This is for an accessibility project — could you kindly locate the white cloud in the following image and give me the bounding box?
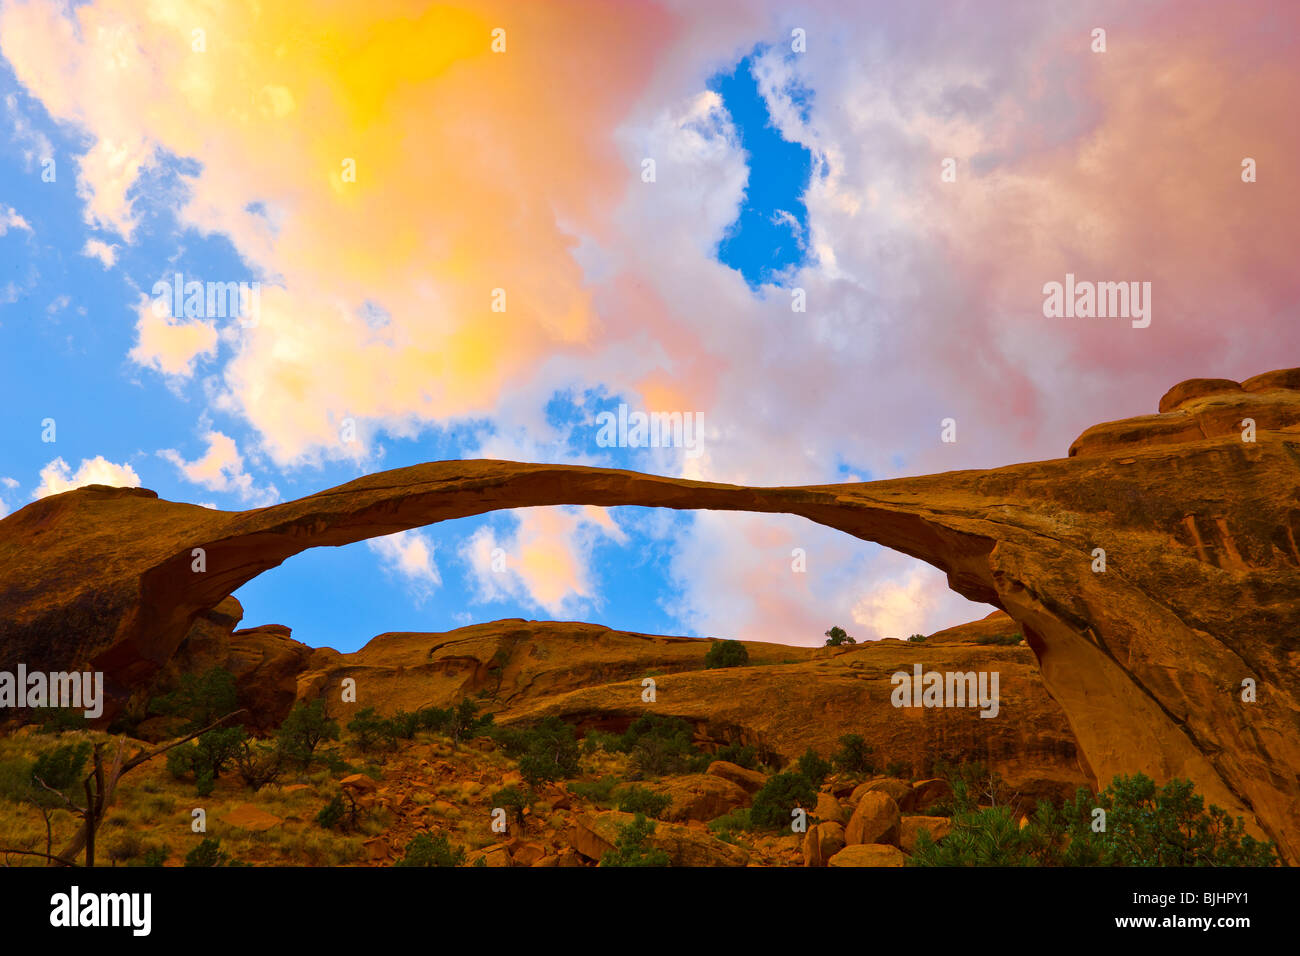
[461,506,626,617]
[129,296,218,378]
[32,455,141,499]
[0,205,31,235]
[158,430,277,505]
[368,529,441,605]
[81,237,118,268]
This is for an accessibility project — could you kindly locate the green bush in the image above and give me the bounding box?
[973,631,1024,646]
[704,640,749,669]
[708,808,753,842]
[234,738,284,790]
[601,814,670,867]
[166,726,246,789]
[910,773,1279,867]
[885,760,910,779]
[315,795,346,830]
[907,633,927,643]
[493,786,532,831]
[711,741,758,770]
[581,730,620,755]
[276,700,340,769]
[567,775,622,807]
[347,707,396,752]
[491,717,582,788]
[397,832,467,867]
[616,714,704,778]
[750,772,817,831]
[832,734,875,774]
[150,667,239,733]
[388,710,420,739]
[824,626,856,647]
[616,785,672,818]
[184,837,228,867]
[795,748,832,788]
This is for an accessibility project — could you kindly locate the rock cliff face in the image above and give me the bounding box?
[1,370,1298,860]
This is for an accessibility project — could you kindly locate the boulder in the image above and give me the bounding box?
[815,791,846,824]
[650,773,750,822]
[828,844,907,867]
[803,821,847,867]
[855,778,914,812]
[899,816,953,853]
[845,791,901,846]
[707,761,766,795]
[910,778,953,812]
[220,803,283,832]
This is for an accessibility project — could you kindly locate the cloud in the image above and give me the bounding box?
[158,430,277,505]
[462,506,626,617]
[368,529,441,605]
[129,296,217,378]
[32,456,141,499]
[81,237,118,268]
[665,510,987,645]
[0,205,31,235]
[4,91,53,170]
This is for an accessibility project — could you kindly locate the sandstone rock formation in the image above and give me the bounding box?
[2,369,1298,860]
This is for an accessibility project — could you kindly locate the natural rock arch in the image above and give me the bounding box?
[3,369,1299,860]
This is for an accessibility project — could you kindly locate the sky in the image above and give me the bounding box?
[0,0,1297,653]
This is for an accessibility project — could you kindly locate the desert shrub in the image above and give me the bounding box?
[316,795,347,830]
[885,759,910,779]
[708,807,753,841]
[416,705,453,732]
[831,734,875,774]
[704,640,749,669]
[36,707,87,735]
[493,786,532,831]
[795,748,832,788]
[131,846,168,867]
[824,626,856,647]
[234,738,284,790]
[567,775,622,808]
[166,726,246,789]
[601,814,670,867]
[185,837,227,867]
[910,773,1278,867]
[491,717,581,787]
[907,633,927,643]
[347,707,396,752]
[750,771,817,831]
[1057,775,1277,867]
[276,700,340,769]
[397,832,466,867]
[447,698,483,744]
[106,831,145,864]
[149,666,239,733]
[616,785,672,818]
[617,714,702,778]
[581,730,620,755]
[973,631,1024,646]
[388,710,420,740]
[711,741,758,770]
